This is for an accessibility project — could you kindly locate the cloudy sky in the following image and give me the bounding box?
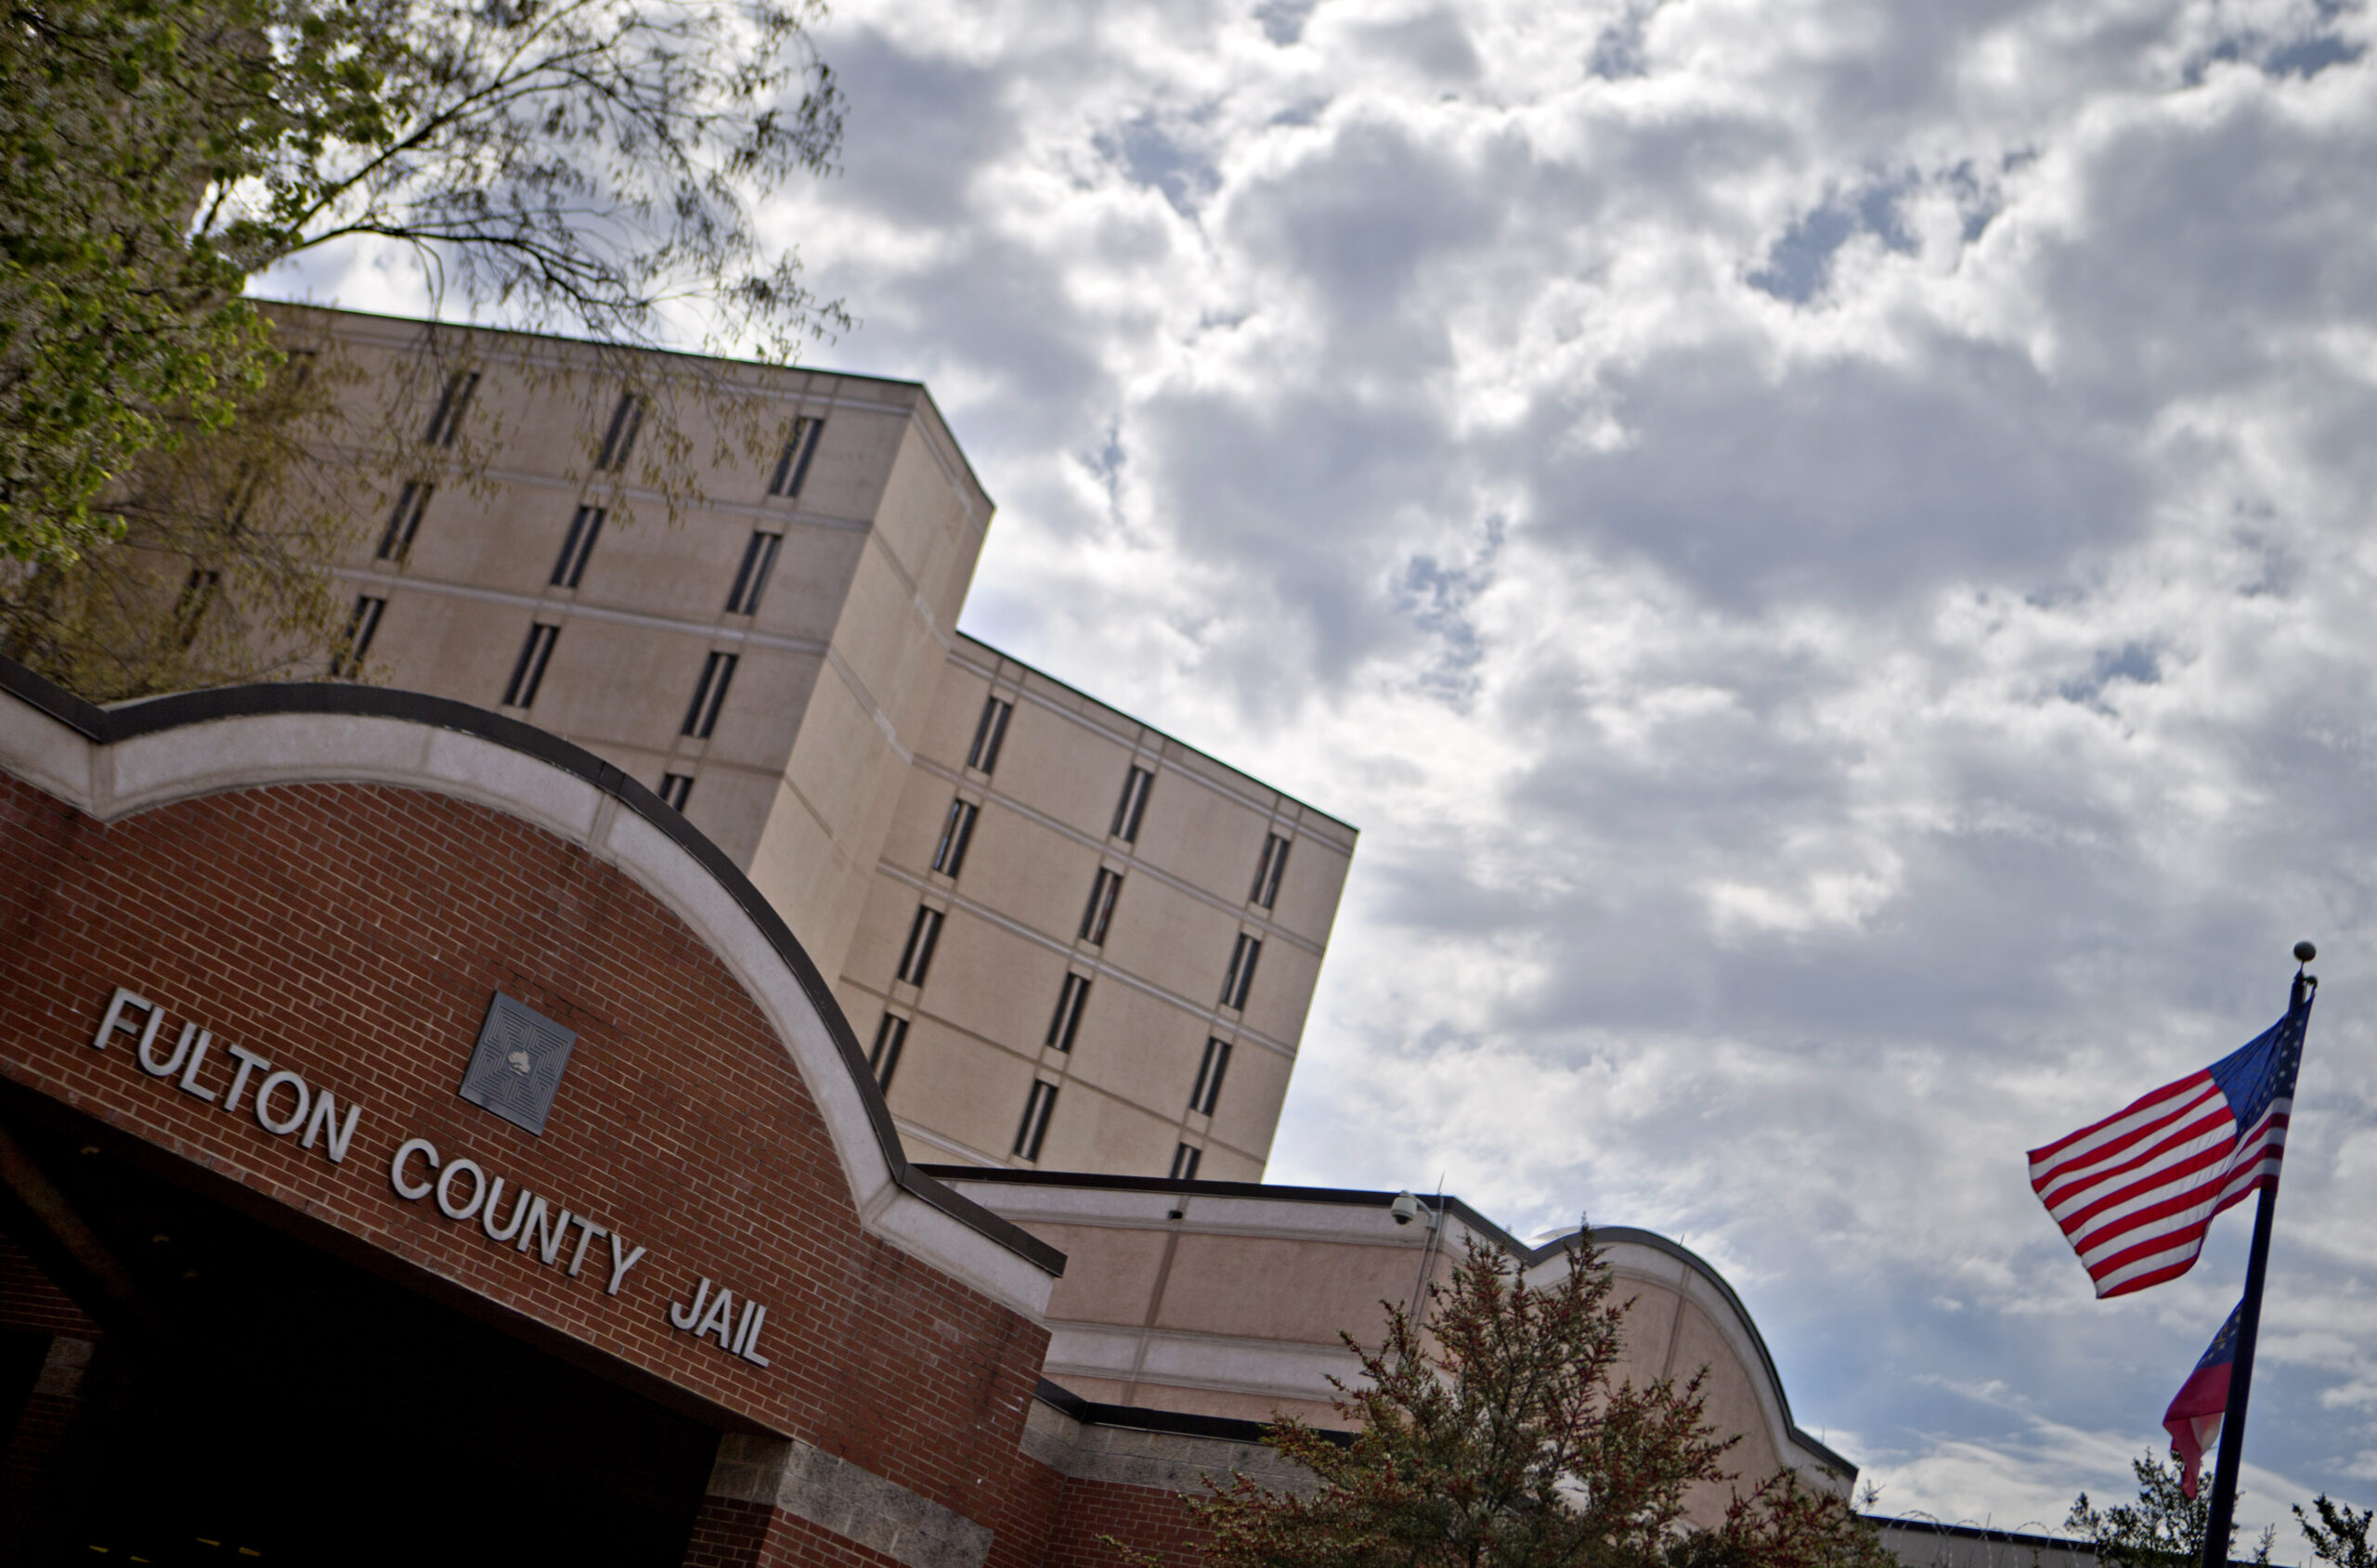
[270,0,2377,1547]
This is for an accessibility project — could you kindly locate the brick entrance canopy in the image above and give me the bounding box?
[0,668,1072,1567]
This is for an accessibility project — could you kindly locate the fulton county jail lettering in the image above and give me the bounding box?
[86,983,761,1354]
[93,988,363,1163]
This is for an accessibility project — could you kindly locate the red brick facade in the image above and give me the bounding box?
[0,1234,95,1340]
[682,1499,916,1568]
[1038,1477,1209,1568]
[0,701,1226,1568]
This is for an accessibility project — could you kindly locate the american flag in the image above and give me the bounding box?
[2028,1001,2307,1298]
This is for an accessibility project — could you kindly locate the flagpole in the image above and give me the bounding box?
[2198,944,2317,1568]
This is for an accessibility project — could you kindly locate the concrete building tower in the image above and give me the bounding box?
[301,306,1355,1180]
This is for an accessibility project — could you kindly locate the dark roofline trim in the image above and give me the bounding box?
[947,632,1359,838]
[916,1163,1514,1245]
[0,656,1062,1278]
[928,1165,1848,1474]
[1033,1379,1353,1449]
[1863,1518,2091,1552]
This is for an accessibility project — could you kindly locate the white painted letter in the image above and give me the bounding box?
[253,1070,310,1135]
[669,1278,713,1331]
[565,1214,606,1277]
[139,1021,198,1079]
[515,1199,570,1265]
[482,1179,529,1242]
[734,1303,769,1367]
[694,1287,738,1348]
[176,1032,218,1103]
[435,1159,487,1222]
[391,1138,438,1199]
[301,1094,361,1163]
[605,1233,646,1297]
[94,989,160,1053]
[221,1044,269,1113]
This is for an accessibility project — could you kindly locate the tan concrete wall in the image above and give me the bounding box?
[263,305,1345,1182]
[763,416,991,980]
[934,1179,1852,1524]
[282,307,988,956]
[842,635,1358,1180]
[934,1183,1450,1429]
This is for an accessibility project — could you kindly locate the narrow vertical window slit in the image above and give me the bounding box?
[174,569,220,648]
[597,393,644,472]
[1220,934,1261,1010]
[933,799,980,878]
[551,505,604,588]
[968,696,1013,774]
[1251,833,1291,909]
[1080,868,1122,945]
[1013,1082,1058,1160]
[503,623,560,708]
[1190,1037,1231,1117]
[423,371,479,447]
[870,1015,909,1093]
[1112,766,1153,842]
[378,482,433,562]
[768,417,825,498]
[331,595,385,678]
[726,531,784,614]
[897,906,944,986]
[682,652,739,738]
[1046,974,1091,1052]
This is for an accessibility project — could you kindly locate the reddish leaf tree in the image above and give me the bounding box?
[1180,1229,1891,1568]
[1670,1471,1899,1568]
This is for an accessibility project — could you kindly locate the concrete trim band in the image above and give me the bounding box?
[707,1435,995,1568]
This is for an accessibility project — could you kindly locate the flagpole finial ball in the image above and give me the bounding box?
[2294,940,2318,965]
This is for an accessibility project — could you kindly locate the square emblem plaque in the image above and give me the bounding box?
[459,992,578,1136]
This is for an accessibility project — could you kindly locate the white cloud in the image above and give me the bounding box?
[264,0,2377,1542]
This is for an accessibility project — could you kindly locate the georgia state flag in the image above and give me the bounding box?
[2166,1302,2242,1498]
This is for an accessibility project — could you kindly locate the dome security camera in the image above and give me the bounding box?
[1389,1191,1425,1226]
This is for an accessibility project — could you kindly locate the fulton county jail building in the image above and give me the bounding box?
[0,666,1854,1565]
[281,305,1354,1187]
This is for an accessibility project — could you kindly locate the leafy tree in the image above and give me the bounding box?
[0,324,367,698]
[2066,1452,2274,1568]
[1179,1229,1893,1568]
[1667,1471,1902,1568]
[2297,1496,2375,1568]
[0,0,845,567]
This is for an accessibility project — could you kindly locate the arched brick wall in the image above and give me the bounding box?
[0,673,1091,1568]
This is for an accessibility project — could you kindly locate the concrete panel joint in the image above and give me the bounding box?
[708,1433,994,1568]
